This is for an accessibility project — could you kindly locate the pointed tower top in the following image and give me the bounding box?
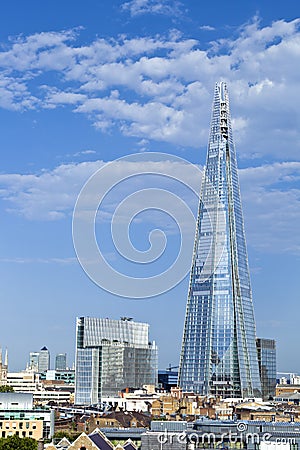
[208,81,231,145]
[4,349,8,367]
[0,348,2,365]
[217,80,227,101]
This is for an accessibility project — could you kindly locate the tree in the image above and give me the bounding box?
[0,435,37,449]
[53,430,80,442]
[0,386,14,393]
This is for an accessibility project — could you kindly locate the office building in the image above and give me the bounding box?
[38,346,50,373]
[142,420,300,450]
[0,348,8,386]
[179,82,261,398]
[75,317,158,405]
[6,370,41,393]
[29,351,39,372]
[158,370,178,392]
[55,353,67,370]
[256,338,276,400]
[0,392,54,439]
[29,347,50,374]
[42,368,75,384]
[6,370,72,405]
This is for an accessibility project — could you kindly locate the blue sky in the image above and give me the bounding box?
[0,0,299,374]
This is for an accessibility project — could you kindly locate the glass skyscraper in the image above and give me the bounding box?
[55,353,67,371]
[38,347,50,374]
[256,338,276,400]
[75,317,158,405]
[179,82,262,398]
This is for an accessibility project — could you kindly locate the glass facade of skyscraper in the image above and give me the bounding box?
[38,347,50,374]
[256,338,276,400]
[29,352,39,372]
[179,82,262,398]
[55,353,67,371]
[75,317,158,405]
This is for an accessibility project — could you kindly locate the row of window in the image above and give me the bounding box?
[1,430,34,438]
[0,421,37,429]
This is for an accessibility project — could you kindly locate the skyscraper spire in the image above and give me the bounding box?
[179,82,261,398]
[4,348,8,368]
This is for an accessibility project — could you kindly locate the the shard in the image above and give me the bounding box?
[179,82,261,398]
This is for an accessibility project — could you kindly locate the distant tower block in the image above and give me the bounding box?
[55,353,67,370]
[38,347,50,373]
[0,347,8,385]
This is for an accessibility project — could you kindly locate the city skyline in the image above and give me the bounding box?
[0,1,299,374]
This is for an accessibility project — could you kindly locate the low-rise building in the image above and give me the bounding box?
[87,410,151,433]
[234,401,276,421]
[101,388,159,413]
[151,392,227,419]
[42,369,75,384]
[275,391,300,405]
[142,420,300,450]
[276,384,300,396]
[6,369,42,393]
[0,392,54,440]
[6,369,72,405]
[33,389,72,405]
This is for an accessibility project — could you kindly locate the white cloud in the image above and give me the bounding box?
[0,159,299,256]
[44,90,87,107]
[0,19,300,155]
[121,0,184,18]
[0,161,104,220]
[0,159,201,220]
[77,150,96,155]
[199,25,215,31]
[240,162,300,255]
[0,257,77,264]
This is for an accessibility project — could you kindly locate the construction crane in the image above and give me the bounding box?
[166,364,179,372]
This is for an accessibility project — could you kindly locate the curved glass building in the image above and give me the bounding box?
[179,82,261,398]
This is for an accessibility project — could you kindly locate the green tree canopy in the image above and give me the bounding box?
[0,435,37,449]
[53,430,80,442]
[0,386,14,393]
